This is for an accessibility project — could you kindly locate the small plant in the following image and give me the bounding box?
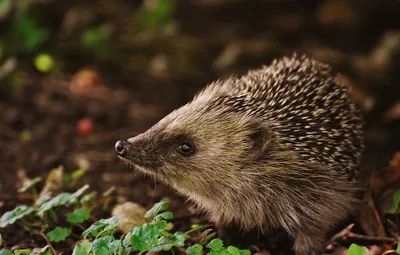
[0,168,93,254]
[0,169,251,255]
[71,200,250,255]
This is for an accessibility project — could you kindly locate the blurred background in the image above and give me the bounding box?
[0,0,400,253]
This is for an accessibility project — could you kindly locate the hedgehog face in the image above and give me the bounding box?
[115,102,274,198]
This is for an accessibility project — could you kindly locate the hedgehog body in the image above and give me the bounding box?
[115,55,364,255]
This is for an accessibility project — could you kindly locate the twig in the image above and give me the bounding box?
[382,250,397,255]
[327,223,399,247]
[22,226,57,255]
[38,232,58,255]
[347,232,398,243]
[327,223,354,245]
[368,191,388,241]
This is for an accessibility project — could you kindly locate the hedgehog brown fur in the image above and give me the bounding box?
[115,54,365,255]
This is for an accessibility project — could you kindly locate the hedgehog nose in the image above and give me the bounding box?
[115,140,127,157]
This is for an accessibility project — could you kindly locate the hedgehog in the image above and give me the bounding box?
[115,55,364,255]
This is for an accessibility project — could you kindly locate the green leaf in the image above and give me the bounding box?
[187,244,203,255]
[145,200,169,218]
[37,185,88,216]
[397,242,400,253]
[64,169,87,185]
[173,231,187,247]
[82,217,119,238]
[122,232,132,249]
[154,219,168,230]
[227,246,240,255]
[13,12,49,53]
[119,246,132,255]
[239,249,251,255]
[40,250,51,255]
[151,243,170,252]
[109,240,122,254]
[0,249,13,255]
[91,236,120,255]
[208,251,226,255]
[72,240,93,255]
[47,227,69,242]
[347,244,366,255]
[36,193,72,216]
[150,231,187,252]
[82,27,110,49]
[130,223,157,252]
[159,230,175,238]
[207,239,224,252]
[0,205,33,228]
[388,189,400,213]
[14,249,31,255]
[71,168,87,182]
[130,234,151,252]
[69,185,89,204]
[67,208,90,224]
[18,177,41,193]
[80,191,96,204]
[154,211,173,220]
[35,193,51,206]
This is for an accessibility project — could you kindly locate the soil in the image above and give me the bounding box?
[1,0,400,254]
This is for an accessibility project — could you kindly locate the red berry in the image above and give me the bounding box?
[77,118,94,135]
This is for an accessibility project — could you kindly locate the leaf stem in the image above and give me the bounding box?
[203,232,217,244]
[185,225,210,235]
[38,232,58,255]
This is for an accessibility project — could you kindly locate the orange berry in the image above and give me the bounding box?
[77,118,94,135]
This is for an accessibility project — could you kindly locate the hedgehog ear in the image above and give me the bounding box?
[247,121,273,154]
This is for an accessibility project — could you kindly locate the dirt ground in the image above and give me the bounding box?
[1,0,400,254]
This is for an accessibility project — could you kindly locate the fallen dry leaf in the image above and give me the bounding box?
[69,69,112,101]
[112,201,149,233]
[40,165,64,197]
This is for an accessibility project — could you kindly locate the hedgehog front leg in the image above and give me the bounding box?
[293,230,326,255]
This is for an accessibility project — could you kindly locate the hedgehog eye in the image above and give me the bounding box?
[177,142,195,156]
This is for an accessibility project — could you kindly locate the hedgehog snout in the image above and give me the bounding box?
[115,140,129,157]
